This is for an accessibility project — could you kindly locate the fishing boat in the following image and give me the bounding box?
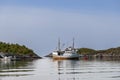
[52,38,79,59]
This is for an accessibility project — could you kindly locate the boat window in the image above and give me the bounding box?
[58,52,61,55]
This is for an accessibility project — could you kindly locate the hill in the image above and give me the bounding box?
[0,42,41,59]
[77,47,120,60]
[77,47,120,55]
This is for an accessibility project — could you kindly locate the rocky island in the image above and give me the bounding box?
[77,47,120,60]
[0,42,41,60]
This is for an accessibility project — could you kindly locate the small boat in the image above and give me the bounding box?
[52,38,79,59]
[1,56,11,61]
[0,53,12,61]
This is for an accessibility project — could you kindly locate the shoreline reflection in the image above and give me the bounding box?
[0,60,36,77]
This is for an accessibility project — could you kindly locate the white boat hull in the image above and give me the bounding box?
[52,52,79,59]
[53,56,79,59]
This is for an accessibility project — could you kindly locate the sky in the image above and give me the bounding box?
[0,0,120,56]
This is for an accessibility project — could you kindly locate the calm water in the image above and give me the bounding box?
[0,58,120,80]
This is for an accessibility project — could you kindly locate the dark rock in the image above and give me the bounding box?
[45,53,53,57]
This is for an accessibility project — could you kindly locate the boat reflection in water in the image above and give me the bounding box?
[54,59,80,80]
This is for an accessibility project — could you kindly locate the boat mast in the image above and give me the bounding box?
[58,38,61,51]
[72,38,74,49]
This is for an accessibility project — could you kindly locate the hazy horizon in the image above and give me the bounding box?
[0,0,120,56]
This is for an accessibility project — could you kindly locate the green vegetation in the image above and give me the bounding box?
[0,42,39,57]
[101,47,120,55]
[77,47,120,55]
[77,48,96,55]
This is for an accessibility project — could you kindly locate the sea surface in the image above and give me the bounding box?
[0,58,120,80]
